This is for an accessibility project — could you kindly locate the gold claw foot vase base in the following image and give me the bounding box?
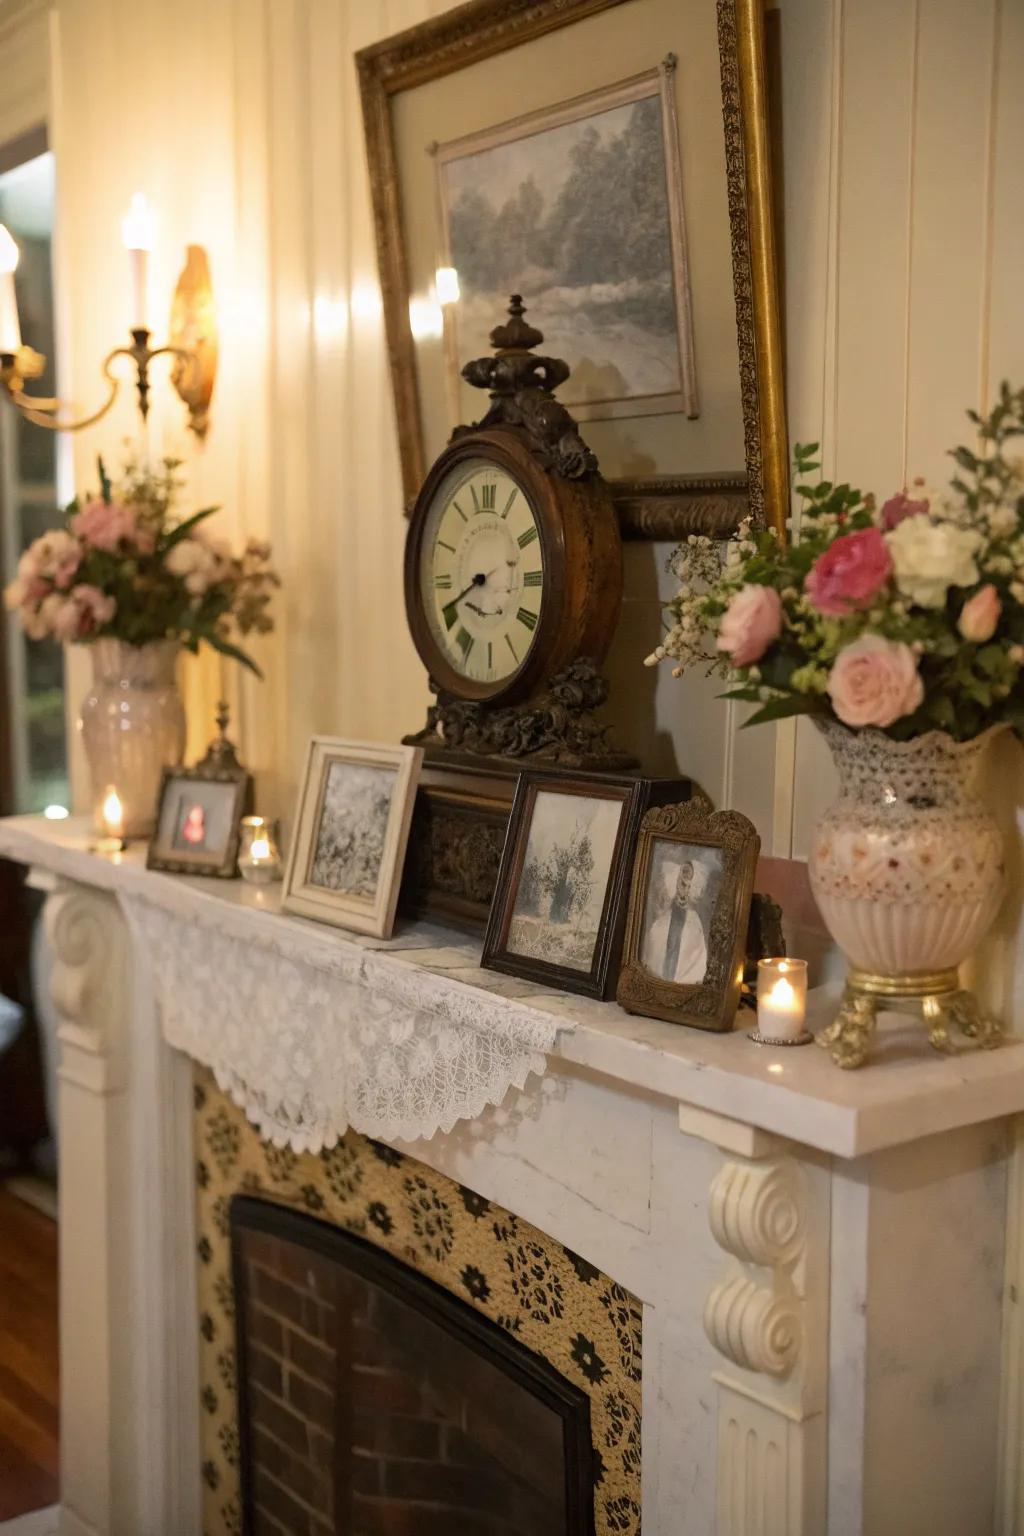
[817,968,1003,1069]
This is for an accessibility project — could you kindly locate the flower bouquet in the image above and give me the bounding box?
[649,384,1024,1065]
[4,456,277,673]
[4,457,279,837]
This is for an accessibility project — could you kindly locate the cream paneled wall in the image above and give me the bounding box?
[32,0,1024,875]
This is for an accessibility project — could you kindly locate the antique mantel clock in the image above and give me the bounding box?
[400,296,634,929]
[404,295,624,764]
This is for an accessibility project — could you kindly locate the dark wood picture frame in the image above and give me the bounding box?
[616,799,759,1031]
[146,765,251,879]
[482,770,688,998]
[356,0,788,541]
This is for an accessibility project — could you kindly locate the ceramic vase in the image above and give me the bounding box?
[78,638,186,838]
[808,720,1005,1065]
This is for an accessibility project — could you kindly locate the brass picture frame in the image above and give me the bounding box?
[357,0,788,541]
[147,767,251,879]
[616,799,760,1030]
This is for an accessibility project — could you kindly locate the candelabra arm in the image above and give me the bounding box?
[1,345,120,433]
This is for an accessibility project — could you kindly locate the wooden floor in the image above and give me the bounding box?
[0,1186,58,1520]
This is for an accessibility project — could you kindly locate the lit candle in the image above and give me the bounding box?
[238,816,282,885]
[0,224,22,355]
[95,786,126,853]
[121,193,156,332]
[756,957,809,1043]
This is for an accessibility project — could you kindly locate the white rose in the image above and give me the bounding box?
[166,540,203,577]
[987,504,1019,539]
[886,519,982,608]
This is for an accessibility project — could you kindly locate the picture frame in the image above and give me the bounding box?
[282,737,424,938]
[482,770,688,998]
[356,0,787,541]
[616,799,760,1031]
[147,767,251,879]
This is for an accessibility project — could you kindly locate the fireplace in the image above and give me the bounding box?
[232,1197,597,1536]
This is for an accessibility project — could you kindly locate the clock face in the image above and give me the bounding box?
[419,456,545,689]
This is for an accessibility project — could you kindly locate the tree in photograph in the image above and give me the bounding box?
[518,856,544,917]
[544,825,595,925]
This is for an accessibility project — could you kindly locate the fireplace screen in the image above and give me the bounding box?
[231,1197,596,1535]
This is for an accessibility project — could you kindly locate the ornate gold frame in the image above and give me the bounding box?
[357,0,788,540]
[616,799,760,1030]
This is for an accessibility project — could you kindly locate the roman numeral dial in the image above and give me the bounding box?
[417,457,545,691]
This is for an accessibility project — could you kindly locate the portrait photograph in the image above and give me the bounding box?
[436,64,696,423]
[147,771,249,879]
[617,801,760,1032]
[282,738,423,937]
[639,840,724,985]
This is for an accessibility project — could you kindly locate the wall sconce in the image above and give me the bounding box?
[0,194,218,438]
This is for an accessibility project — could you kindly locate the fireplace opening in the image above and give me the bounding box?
[231,1196,597,1536]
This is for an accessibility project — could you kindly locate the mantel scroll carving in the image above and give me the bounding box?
[704,1154,808,1379]
[45,881,130,1093]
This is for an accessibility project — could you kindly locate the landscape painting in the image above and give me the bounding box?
[506,789,625,972]
[437,67,696,420]
[309,760,397,898]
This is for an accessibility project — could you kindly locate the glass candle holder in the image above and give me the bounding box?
[755,957,809,1043]
[238,816,283,885]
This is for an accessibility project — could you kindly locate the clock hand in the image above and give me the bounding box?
[442,571,490,626]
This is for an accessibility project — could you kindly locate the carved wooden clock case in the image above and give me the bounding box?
[398,297,649,931]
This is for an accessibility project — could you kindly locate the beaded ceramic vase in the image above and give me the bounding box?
[808,720,1005,1067]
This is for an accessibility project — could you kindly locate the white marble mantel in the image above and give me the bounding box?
[3,813,1024,1536]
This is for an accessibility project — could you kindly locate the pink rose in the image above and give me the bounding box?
[805,528,892,616]
[881,490,930,531]
[52,584,116,643]
[826,634,924,729]
[73,499,141,553]
[716,584,782,667]
[958,584,1001,643]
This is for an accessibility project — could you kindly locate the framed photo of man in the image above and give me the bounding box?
[616,800,759,1031]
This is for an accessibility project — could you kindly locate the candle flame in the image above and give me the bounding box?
[121,192,156,252]
[768,977,797,1008]
[250,837,271,860]
[0,225,19,275]
[101,788,124,834]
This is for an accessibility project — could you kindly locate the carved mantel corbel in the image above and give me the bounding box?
[45,878,129,1093]
[679,1103,830,1536]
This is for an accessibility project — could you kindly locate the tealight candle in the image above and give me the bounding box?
[95,786,126,854]
[238,816,283,885]
[755,957,809,1044]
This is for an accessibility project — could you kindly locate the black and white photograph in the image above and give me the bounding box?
[639,840,724,985]
[309,761,397,898]
[506,789,625,973]
[282,738,423,938]
[436,65,696,421]
[617,802,760,1033]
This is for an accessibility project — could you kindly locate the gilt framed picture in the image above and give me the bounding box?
[282,738,424,938]
[482,770,688,998]
[147,769,250,879]
[616,800,759,1031]
[357,0,789,539]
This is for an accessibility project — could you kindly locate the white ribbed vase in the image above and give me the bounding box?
[808,721,1005,979]
[78,638,186,839]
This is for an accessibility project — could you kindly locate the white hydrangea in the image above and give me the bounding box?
[886,518,982,608]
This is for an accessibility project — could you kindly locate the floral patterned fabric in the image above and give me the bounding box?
[195,1068,642,1536]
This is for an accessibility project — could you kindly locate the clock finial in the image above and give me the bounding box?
[456,295,597,479]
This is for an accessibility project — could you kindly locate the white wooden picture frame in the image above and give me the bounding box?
[282,737,423,937]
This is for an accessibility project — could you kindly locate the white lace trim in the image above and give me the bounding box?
[123,895,567,1152]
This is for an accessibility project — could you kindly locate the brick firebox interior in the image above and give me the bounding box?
[194,1070,643,1536]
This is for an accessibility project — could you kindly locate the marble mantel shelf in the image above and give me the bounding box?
[3,811,1023,1160]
